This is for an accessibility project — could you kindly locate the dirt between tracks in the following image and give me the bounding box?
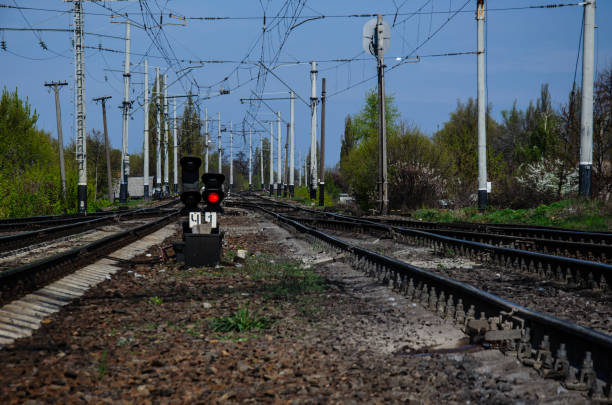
[0,210,588,404]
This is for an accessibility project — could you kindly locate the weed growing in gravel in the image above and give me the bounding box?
[241,256,326,298]
[210,304,271,332]
[223,249,236,263]
[97,350,108,379]
[148,296,163,305]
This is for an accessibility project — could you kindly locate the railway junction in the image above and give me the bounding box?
[0,193,610,404]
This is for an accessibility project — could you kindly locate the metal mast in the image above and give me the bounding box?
[320,77,326,206]
[143,59,149,199]
[284,123,289,197]
[230,121,234,192]
[579,0,596,197]
[289,90,295,196]
[173,98,178,193]
[477,1,488,210]
[204,107,209,172]
[155,67,162,197]
[277,111,282,196]
[310,61,318,200]
[249,128,252,190]
[74,0,87,212]
[376,14,388,215]
[119,21,131,203]
[260,135,264,190]
[269,121,274,195]
[163,74,169,195]
[218,112,222,174]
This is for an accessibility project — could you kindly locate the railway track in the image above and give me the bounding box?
[0,199,178,232]
[0,206,177,254]
[0,206,180,307]
[237,196,612,400]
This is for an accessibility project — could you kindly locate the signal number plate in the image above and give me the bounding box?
[189,212,202,228]
[205,212,217,228]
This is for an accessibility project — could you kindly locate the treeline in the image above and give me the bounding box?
[338,64,612,210]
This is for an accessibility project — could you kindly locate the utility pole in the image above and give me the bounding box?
[376,14,389,215]
[284,123,289,197]
[260,135,264,190]
[93,95,113,202]
[155,67,162,198]
[289,90,295,196]
[298,150,302,187]
[204,107,209,172]
[45,81,68,200]
[310,61,318,200]
[163,74,169,195]
[74,0,87,213]
[230,121,234,193]
[119,20,131,204]
[579,0,596,197]
[218,112,222,174]
[269,121,274,196]
[173,98,178,193]
[277,111,282,197]
[476,1,487,210]
[249,128,252,190]
[143,59,149,199]
[319,77,326,207]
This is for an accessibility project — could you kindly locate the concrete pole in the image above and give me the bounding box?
[163,74,169,195]
[93,97,113,203]
[173,98,178,193]
[45,82,68,199]
[284,123,289,197]
[230,121,233,192]
[143,59,149,199]
[579,0,596,197]
[155,68,162,197]
[298,150,302,187]
[74,1,87,213]
[218,112,222,174]
[269,121,274,196]
[204,107,209,172]
[119,20,131,203]
[260,135,264,190]
[477,1,488,210]
[310,61,318,200]
[249,129,252,190]
[289,91,295,196]
[319,77,326,207]
[376,14,389,215]
[277,111,282,196]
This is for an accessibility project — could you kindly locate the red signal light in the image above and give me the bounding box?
[207,192,220,204]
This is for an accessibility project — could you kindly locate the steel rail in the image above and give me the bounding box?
[236,198,612,290]
[0,198,180,229]
[0,206,177,254]
[0,210,179,306]
[370,217,612,245]
[245,198,612,395]
[285,215,612,264]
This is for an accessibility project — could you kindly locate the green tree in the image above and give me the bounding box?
[433,98,504,205]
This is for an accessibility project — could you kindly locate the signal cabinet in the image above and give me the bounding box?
[182,233,223,267]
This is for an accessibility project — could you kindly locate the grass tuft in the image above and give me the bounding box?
[210,305,271,333]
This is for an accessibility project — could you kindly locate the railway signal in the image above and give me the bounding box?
[202,173,226,215]
[179,156,202,213]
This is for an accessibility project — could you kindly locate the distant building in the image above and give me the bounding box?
[112,176,154,198]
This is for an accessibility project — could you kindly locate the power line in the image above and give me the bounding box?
[0,27,126,40]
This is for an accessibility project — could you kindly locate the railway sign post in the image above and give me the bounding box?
[364,15,390,215]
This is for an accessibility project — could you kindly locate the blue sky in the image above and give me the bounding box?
[1,0,611,169]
